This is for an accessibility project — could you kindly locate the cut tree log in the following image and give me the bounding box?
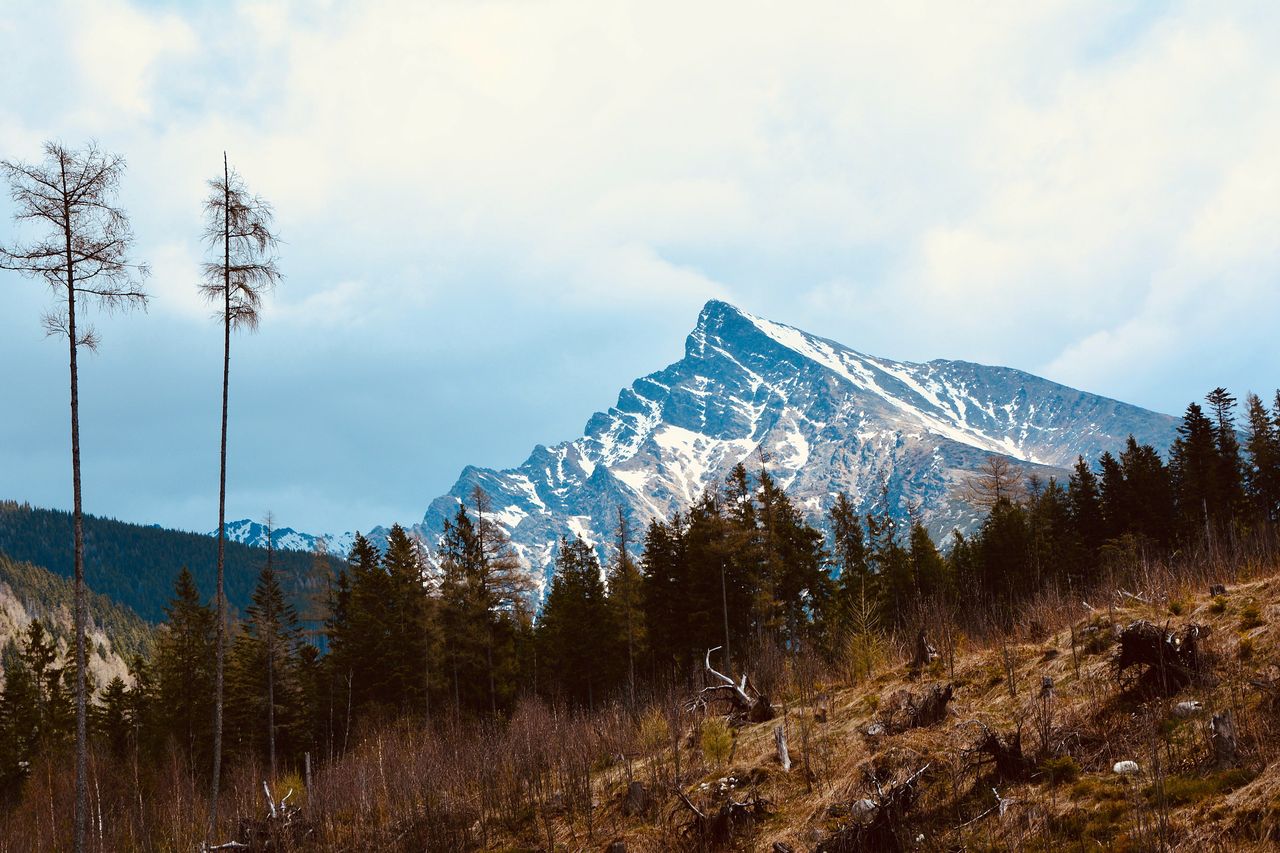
[1211,711,1238,769]
[909,629,938,674]
[774,724,791,772]
[879,683,955,733]
[622,780,651,817]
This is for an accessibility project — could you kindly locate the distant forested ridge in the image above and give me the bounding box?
[0,501,341,624]
[0,551,153,665]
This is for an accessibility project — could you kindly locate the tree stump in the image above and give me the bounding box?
[1211,711,1238,769]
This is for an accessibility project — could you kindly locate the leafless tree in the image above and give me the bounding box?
[0,141,149,853]
[200,152,281,835]
[962,455,1027,509]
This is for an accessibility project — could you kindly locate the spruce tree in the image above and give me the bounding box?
[0,638,40,792]
[975,499,1032,611]
[866,510,911,625]
[228,540,301,776]
[537,537,618,708]
[1171,402,1223,539]
[1119,436,1175,548]
[829,492,872,638]
[757,472,830,648]
[342,532,393,714]
[154,568,216,767]
[907,520,948,603]
[1206,387,1247,519]
[438,494,532,716]
[1097,451,1127,541]
[93,677,131,757]
[1067,456,1105,577]
[640,515,688,671]
[381,524,432,712]
[605,508,645,705]
[1244,392,1280,521]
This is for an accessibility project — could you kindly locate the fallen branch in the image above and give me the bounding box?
[687,647,774,723]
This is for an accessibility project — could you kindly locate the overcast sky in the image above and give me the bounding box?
[2,0,1278,536]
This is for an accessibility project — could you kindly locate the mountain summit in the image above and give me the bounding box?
[410,300,1177,590]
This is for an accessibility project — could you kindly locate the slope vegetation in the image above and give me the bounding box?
[0,552,152,686]
[0,501,339,623]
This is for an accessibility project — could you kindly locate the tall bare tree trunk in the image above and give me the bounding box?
[3,143,148,852]
[209,152,231,836]
[62,161,88,853]
[266,527,276,779]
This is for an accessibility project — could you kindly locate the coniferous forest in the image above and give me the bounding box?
[1,384,1279,849]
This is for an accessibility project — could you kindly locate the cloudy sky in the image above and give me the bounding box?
[2,0,1278,536]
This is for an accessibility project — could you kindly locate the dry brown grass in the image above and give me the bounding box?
[5,537,1280,850]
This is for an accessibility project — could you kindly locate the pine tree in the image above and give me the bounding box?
[381,524,432,712]
[93,677,131,757]
[227,532,301,776]
[537,537,618,708]
[1171,402,1223,539]
[1206,387,1247,520]
[1119,436,1175,548]
[154,568,216,766]
[1244,392,1280,521]
[907,520,948,603]
[1067,456,1105,579]
[605,508,645,705]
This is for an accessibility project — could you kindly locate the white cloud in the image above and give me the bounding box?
[5,0,1280,530]
[70,0,197,120]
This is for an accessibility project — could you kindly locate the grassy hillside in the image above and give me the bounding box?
[547,572,1280,851]
[0,501,341,623]
[0,551,153,685]
[284,558,1280,851]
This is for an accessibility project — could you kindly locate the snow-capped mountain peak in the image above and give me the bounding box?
[413,300,1177,593]
[220,300,1177,600]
